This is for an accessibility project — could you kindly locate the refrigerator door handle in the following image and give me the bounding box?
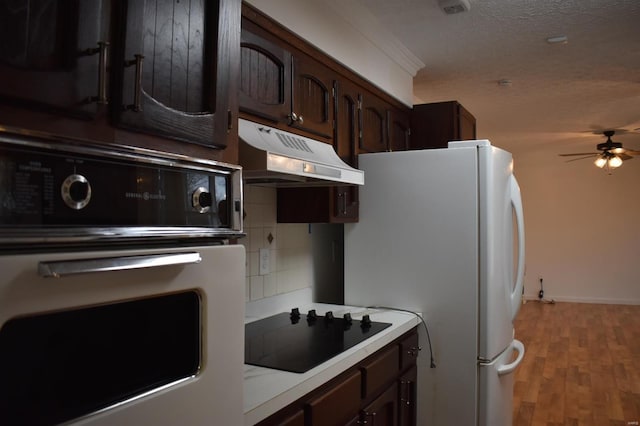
[510,175,526,319]
[497,339,525,376]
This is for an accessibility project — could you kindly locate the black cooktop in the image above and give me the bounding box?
[245,309,391,373]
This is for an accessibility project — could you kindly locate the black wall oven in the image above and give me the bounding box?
[0,129,246,426]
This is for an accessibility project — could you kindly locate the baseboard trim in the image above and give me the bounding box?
[523,295,640,305]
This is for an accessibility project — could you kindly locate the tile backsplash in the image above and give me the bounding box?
[241,185,313,301]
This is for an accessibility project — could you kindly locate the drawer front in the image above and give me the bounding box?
[361,345,400,398]
[306,370,362,425]
[399,332,419,370]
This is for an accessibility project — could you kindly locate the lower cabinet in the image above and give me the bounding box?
[256,328,418,426]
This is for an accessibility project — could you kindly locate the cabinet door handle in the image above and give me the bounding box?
[407,346,421,358]
[400,380,413,406]
[288,112,304,125]
[338,191,347,215]
[85,41,110,104]
[357,411,376,425]
[125,54,144,111]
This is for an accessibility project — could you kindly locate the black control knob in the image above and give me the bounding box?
[324,311,334,323]
[343,313,353,324]
[290,307,301,320]
[192,187,212,213]
[361,314,372,329]
[61,174,92,210]
[307,309,317,323]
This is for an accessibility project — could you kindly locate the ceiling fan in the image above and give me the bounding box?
[559,130,640,173]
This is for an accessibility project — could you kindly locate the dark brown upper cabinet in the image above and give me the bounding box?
[410,101,476,149]
[240,22,332,141]
[0,0,107,118]
[241,2,412,223]
[0,0,239,152]
[239,25,292,123]
[388,107,411,152]
[114,0,237,148]
[359,91,388,153]
[290,52,333,139]
[332,78,361,221]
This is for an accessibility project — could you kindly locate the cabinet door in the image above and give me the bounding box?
[361,382,399,426]
[458,103,477,140]
[332,79,360,221]
[399,332,419,371]
[0,0,105,118]
[240,24,292,124]
[291,53,333,139]
[359,91,388,153]
[257,409,304,426]
[410,101,476,149]
[115,0,235,147]
[362,345,400,399]
[306,370,361,426]
[399,366,417,426]
[388,107,411,152]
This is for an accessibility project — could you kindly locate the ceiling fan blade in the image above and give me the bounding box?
[619,153,634,161]
[623,149,640,156]
[565,154,598,163]
[559,152,598,156]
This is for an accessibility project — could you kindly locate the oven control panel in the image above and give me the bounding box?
[0,132,244,243]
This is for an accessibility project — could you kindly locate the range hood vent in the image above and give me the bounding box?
[238,119,364,187]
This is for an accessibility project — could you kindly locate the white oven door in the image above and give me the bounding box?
[0,244,245,426]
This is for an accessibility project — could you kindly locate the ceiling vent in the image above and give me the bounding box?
[438,0,471,14]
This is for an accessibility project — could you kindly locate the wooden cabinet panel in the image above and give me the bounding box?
[410,101,476,149]
[240,25,333,140]
[399,331,420,370]
[388,107,411,152]
[306,370,362,426]
[399,365,418,426]
[333,79,359,163]
[276,185,358,223]
[361,345,400,399]
[240,24,292,123]
[114,0,234,147]
[359,91,388,153]
[291,53,333,139]
[361,382,399,426]
[0,1,106,118]
[331,78,361,221]
[0,0,239,163]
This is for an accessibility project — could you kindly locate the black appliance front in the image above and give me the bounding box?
[245,310,391,373]
[0,291,201,425]
[0,130,243,247]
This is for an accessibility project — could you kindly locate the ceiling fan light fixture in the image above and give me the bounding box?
[609,155,623,169]
[594,155,607,168]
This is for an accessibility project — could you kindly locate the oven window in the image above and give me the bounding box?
[0,291,201,425]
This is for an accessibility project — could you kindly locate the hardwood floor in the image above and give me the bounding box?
[513,301,640,426]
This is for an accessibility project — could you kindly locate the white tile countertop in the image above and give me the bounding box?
[243,303,422,426]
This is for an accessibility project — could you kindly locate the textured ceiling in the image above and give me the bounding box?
[360,0,640,153]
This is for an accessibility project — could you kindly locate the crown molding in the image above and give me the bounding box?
[321,0,425,76]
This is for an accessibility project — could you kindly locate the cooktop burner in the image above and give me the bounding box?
[245,308,391,373]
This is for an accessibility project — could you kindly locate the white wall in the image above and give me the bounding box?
[496,132,640,304]
[244,0,419,106]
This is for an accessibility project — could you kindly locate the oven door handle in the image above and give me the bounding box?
[38,252,202,278]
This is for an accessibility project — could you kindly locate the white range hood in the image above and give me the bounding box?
[238,119,364,187]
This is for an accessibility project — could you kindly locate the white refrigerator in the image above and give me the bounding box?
[345,140,525,426]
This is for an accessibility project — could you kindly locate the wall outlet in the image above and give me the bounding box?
[259,248,270,275]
